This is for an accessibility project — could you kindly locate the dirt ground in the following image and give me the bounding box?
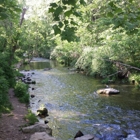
[0,89,32,140]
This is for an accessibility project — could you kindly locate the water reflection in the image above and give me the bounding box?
[23,59,140,140]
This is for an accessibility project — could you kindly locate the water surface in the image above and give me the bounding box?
[23,58,140,140]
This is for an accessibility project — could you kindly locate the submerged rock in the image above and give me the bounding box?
[96,88,120,95]
[31,94,35,98]
[44,68,51,71]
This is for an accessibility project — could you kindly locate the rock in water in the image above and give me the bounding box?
[37,107,49,118]
[74,130,84,139]
[96,88,120,95]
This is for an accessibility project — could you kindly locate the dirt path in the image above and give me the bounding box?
[0,89,31,140]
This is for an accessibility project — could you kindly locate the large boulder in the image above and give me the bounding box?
[22,122,52,135]
[30,132,56,140]
[96,88,120,95]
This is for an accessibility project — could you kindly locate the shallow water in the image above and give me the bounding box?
[22,58,140,140]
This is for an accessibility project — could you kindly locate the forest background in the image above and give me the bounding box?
[0,0,140,113]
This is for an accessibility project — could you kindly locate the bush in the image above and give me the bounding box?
[24,110,39,125]
[129,73,140,88]
[19,93,30,104]
[14,81,28,97]
[14,81,29,104]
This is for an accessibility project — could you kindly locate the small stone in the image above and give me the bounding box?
[44,120,49,124]
[31,95,35,98]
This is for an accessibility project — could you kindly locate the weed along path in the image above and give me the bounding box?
[24,59,140,140]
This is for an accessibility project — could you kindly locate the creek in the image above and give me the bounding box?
[20,58,140,140]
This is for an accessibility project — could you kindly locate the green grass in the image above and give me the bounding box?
[24,110,39,125]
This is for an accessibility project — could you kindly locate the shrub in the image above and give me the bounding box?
[19,93,30,104]
[24,110,39,125]
[14,81,29,104]
[14,81,28,97]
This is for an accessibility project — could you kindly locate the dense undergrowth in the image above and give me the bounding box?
[0,54,16,115]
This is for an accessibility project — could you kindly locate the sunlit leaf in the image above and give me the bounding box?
[48,7,55,13]
[64,9,73,17]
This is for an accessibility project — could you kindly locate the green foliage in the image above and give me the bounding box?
[129,74,140,85]
[19,93,29,104]
[14,81,27,97]
[14,81,29,104]
[0,54,16,87]
[101,78,110,84]
[75,47,93,74]
[49,0,85,41]
[102,0,140,34]
[0,0,21,20]
[24,110,39,125]
[0,54,16,114]
[0,76,11,114]
[51,39,81,66]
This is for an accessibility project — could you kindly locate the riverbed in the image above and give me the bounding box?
[21,58,140,140]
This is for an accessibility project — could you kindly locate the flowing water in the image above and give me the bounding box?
[21,58,140,140]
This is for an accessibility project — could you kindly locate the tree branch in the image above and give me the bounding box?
[19,8,27,26]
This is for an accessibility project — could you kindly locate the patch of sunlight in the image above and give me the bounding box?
[50,109,86,120]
